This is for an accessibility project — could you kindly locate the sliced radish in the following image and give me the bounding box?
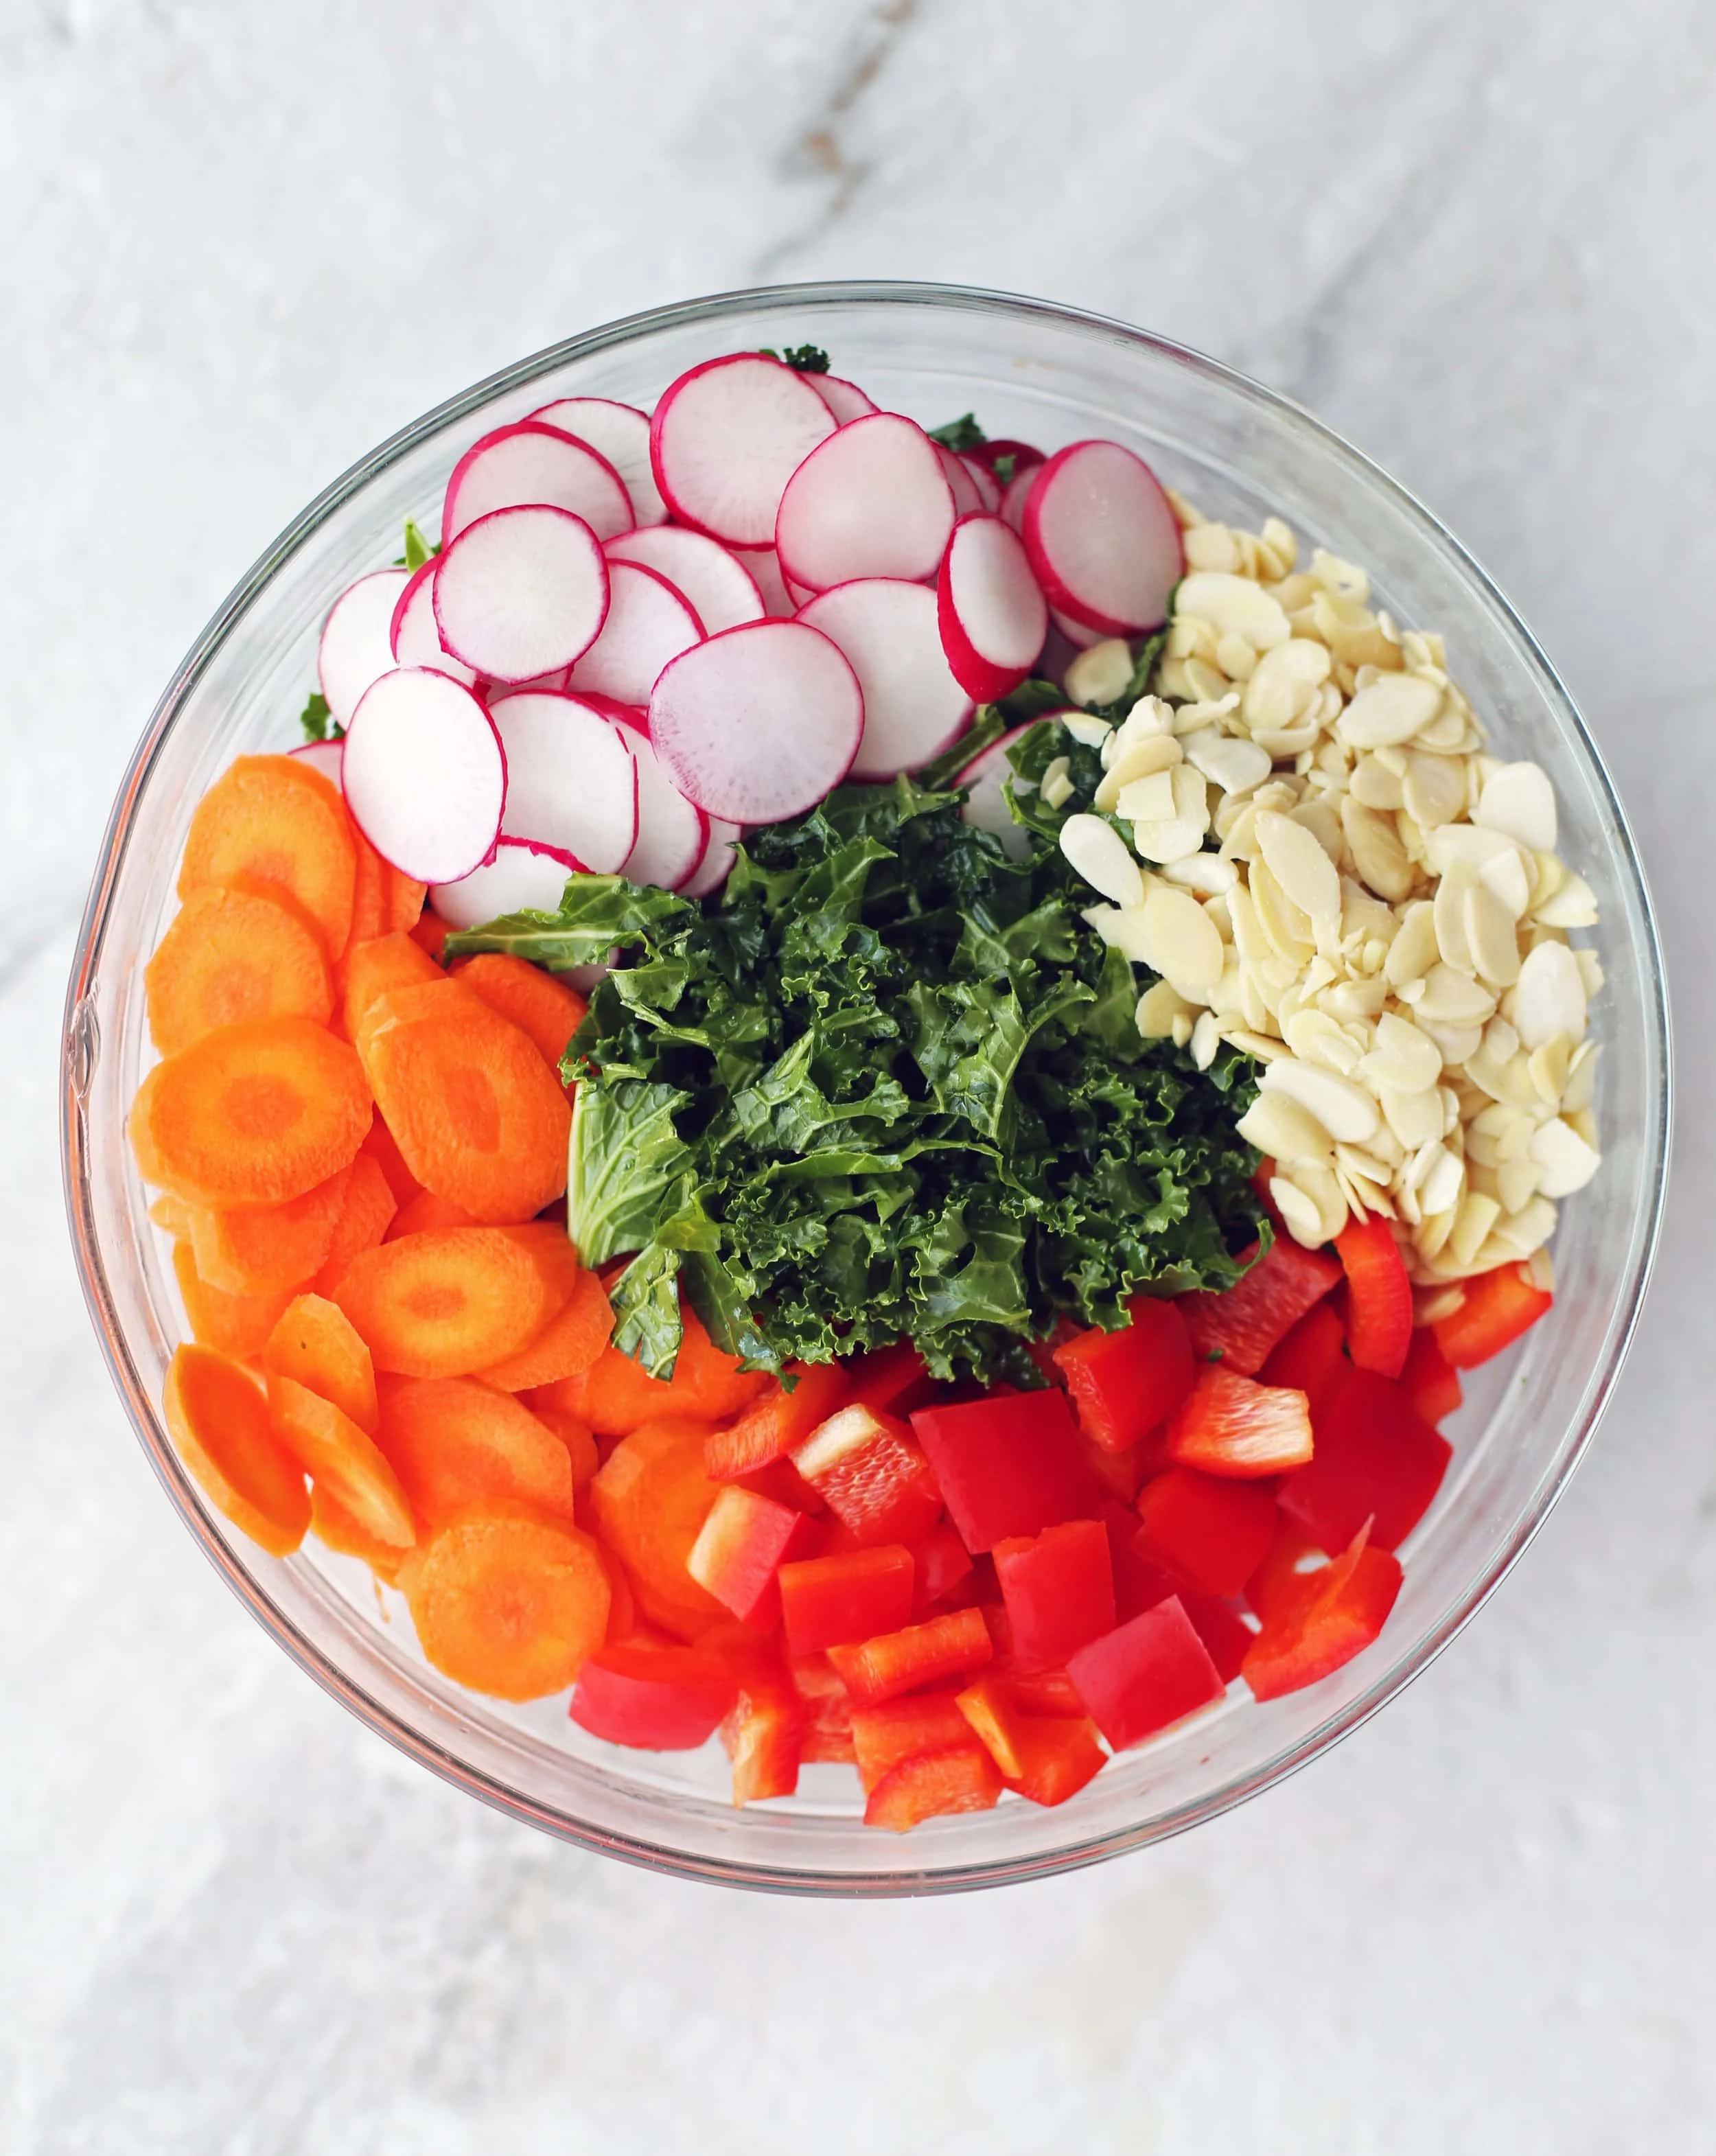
[608,711,710,890]
[936,514,1050,702]
[960,454,1002,514]
[1022,440,1183,634]
[433,506,610,684]
[797,581,973,781]
[430,836,581,931]
[649,620,863,824]
[442,421,634,544]
[785,569,817,610]
[971,438,1045,483]
[935,443,985,518]
[317,569,410,727]
[389,559,480,686]
[1000,460,1043,534]
[289,739,345,787]
[955,723,1038,860]
[807,373,878,425]
[342,669,505,885]
[1050,605,1104,652]
[603,526,765,634]
[487,689,638,874]
[566,559,703,707]
[680,813,743,899]
[774,413,956,592]
[527,397,668,526]
[732,546,794,619]
[649,353,835,547]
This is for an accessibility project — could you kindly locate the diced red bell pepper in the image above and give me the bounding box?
[778,1543,915,1654]
[1001,1669,1085,1715]
[569,1643,737,1750]
[1242,1521,1403,1700]
[1052,1297,1195,1452]
[704,1360,851,1481]
[1164,1365,1313,1477]
[1007,1715,1107,1807]
[732,1454,827,1514]
[790,1403,944,1546]
[1026,1314,1080,1387]
[710,1635,804,1804]
[1335,1214,1413,1379]
[1067,1597,1226,1750]
[844,1338,934,1416]
[952,1674,1030,1777]
[789,1651,856,1762]
[1135,1467,1279,1599]
[911,1389,1099,1553]
[1259,1300,1349,1419]
[850,1689,970,1793]
[992,1517,1116,1675]
[1276,1366,1451,1554]
[909,1521,975,1616]
[1244,1514,1327,1623]
[1433,1262,1553,1369]
[864,1740,1004,1830]
[1078,1428,1156,1505]
[1401,1325,1463,1425]
[827,1604,994,1706]
[1101,1502,1254,1678]
[1179,1237,1342,1376]
[686,1484,822,1625]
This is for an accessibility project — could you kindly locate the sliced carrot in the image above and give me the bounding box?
[356,980,570,1222]
[310,1151,397,1291]
[130,1016,371,1210]
[531,1404,599,1489]
[145,881,332,1056]
[264,1293,378,1431]
[540,1300,766,1437]
[310,1486,409,1584]
[327,1227,553,1377]
[178,754,357,960]
[409,912,451,961]
[150,1191,196,1239]
[267,1374,415,1547]
[163,1341,310,1555]
[338,930,444,1042]
[449,954,588,1091]
[399,1503,611,1700]
[358,1115,421,1205]
[478,1268,614,1391]
[172,1240,294,1361]
[377,1378,576,1529]
[386,1188,483,1238]
[185,1162,353,1295]
[384,866,428,937]
[590,1415,727,1640]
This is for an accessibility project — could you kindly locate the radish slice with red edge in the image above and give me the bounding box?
[566,559,704,707]
[1000,460,1042,534]
[289,740,345,787]
[389,559,479,686]
[785,568,817,610]
[443,421,634,544]
[526,397,668,526]
[649,353,835,547]
[487,689,638,874]
[807,374,878,425]
[970,439,1045,481]
[430,836,581,931]
[936,513,1050,702]
[603,526,765,634]
[433,506,610,684]
[732,546,793,618]
[955,721,1045,861]
[960,454,1002,515]
[318,569,410,726]
[1050,604,1103,652]
[649,619,863,824]
[607,710,710,890]
[796,580,972,781]
[1022,440,1183,634]
[680,813,743,899]
[342,668,505,885]
[774,412,956,592]
[935,443,984,519]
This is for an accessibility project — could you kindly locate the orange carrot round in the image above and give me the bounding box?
[400,1503,611,1700]
[264,1293,378,1431]
[146,881,332,1056]
[178,754,357,960]
[338,930,444,1043]
[327,1227,553,1377]
[171,1239,294,1362]
[385,1188,483,1238]
[268,1374,415,1548]
[449,953,588,1086]
[478,1267,615,1391]
[358,1115,422,1206]
[310,1485,410,1583]
[185,1162,353,1295]
[544,1300,763,1436]
[130,1016,371,1210]
[310,1151,397,1290]
[531,1404,600,1490]
[377,1378,577,1529]
[163,1341,310,1555]
[590,1415,727,1640]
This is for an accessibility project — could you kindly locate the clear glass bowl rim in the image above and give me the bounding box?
[60,277,1672,1895]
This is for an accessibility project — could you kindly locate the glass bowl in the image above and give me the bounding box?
[60,281,1670,1894]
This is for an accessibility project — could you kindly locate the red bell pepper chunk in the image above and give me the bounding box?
[569,1643,737,1750]
[1277,1366,1451,1554]
[1179,1237,1342,1376]
[1242,1521,1403,1700]
[1102,1501,1255,1678]
[789,1651,857,1762]
[850,1689,970,1793]
[710,1634,804,1804]
[1001,1669,1085,1715]
[1078,1426,1157,1505]
[844,1338,934,1416]
[1165,1365,1314,1478]
[992,1517,1116,1674]
[732,1454,827,1514]
[909,1521,975,1616]
[863,1740,1004,1830]
[1259,1299,1349,1419]
[1433,1261,1553,1369]
[704,1360,850,1481]
[1007,1715,1107,1807]
[1401,1325,1463,1425]
[1135,1466,1279,1599]
[791,1403,944,1546]
[952,1673,1030,1777]
[686,1484,822,1624]
[1052,1297,1195,1453]
[778,1543,915,1654]
[1244,1514,1328,1623]
[1067,1597,1226,1750]
[1334,1214,1413,1379]
[828,1604,994,1706]
[911,1389,1099,1553]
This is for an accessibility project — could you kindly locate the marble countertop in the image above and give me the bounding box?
[5,1,1714,2148]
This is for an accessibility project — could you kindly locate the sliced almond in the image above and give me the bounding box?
[1137,980,1193,1038]
[1337,672,1443,750]
[1094,732,1181,811]
[1535,871,1599,929]
[1463,881,1522,987]
[1260,1056,1381,1144]
[1060,813,1145,908]
[1063,639,1135,708]
[1256,809,1341,926]
[1475,761,1557,852]
[1174,572,1292,651]
[1529,1116,1601,1198]
[1270,1174,1328,1248]
[1511,940,1587,1050]
[1182,728,1273,796]
[1138,885,1226,1001]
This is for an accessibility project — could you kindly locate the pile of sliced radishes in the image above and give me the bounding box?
[306,351,1185,917]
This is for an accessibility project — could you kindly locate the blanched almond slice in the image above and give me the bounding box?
[1530,1116,1601,1197]
[1181,728,1272,796]
[1433,860,1476,972]
[1535,870,1598,928]
[1137,979,1193,1037]
[1259,1056,1380,1144]
[1174,572,1292,650]
[1139,886,1225,1000]
[1481,846,1533,922]
[1463,880,1522,986]
[1115,767,1179,824]
[1063,638,1135,707]
[1269,1175,1327,1247]
[1257,809,1341,925]
[1093,732,1180,811]
[1476,761,1557,852]
[1512,940,1587,1050]
[1060,813,1144,907]
[1160,853,1238,896]
[1337,673,1443,749]
[1240,638,1330,729]
[1402,751,1465,829]
[1379,1080,1444,1151]
[1237,1089,1333,1163]
[1360,1011,1442,1094]
[1340,796,1413,902]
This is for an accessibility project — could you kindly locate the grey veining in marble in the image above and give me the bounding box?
[4,1,1714,2149]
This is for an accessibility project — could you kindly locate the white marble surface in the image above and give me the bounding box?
[4,1,1714,2147]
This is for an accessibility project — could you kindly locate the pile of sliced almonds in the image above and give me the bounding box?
[1053,498,1601,1288]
